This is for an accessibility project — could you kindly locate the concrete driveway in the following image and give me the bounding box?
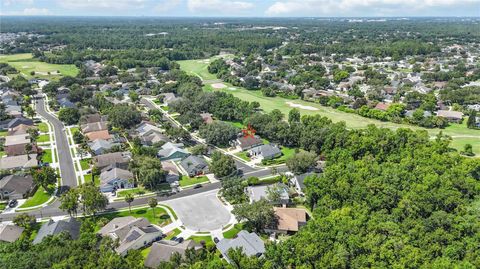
[163,189,233,232]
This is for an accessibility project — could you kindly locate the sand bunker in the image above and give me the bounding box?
[211,83,227,89]
[286,102,319,111]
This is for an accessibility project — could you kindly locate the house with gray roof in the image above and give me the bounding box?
[246,183,290,205]
[162,93,181,106]
[236,135,263,151]
[0,174,34,200]
[99,167,134,193]
[157,142,189,161]
[7,117,33,129]
[145,240,201,268]
[216,231,265,262]
[33,218,81,244]
[179,155,209,177]
[161,161,180,185]
[0,224,24,243]
[93,152,131,170]
[0,154,38,170]
[436,110,464,123]
[98,217,162,256]
[291,172,319,195]
[248,144,282,160]
[89,139,117,155]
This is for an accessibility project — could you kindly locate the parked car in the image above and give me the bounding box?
[214,237,219,243]
[193,184,202,189]
[8,199,17,208]
[176,237,184,243]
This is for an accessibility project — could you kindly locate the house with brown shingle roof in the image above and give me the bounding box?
[85,130,112,141]
[267,207,307,234]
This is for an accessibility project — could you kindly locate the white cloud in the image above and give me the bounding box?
[58,0,150,10]
[2,0,34,6]
[22,7,51,15]
[265,0,480,16]
[154,0,182,12]
[187,0,255,14]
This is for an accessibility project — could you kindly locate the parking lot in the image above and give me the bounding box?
[163,189,233,232]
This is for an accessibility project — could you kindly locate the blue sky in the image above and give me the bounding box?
[1,0,479,17]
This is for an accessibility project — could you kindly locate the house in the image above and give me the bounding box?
[81,121,108,133]
[249,144,282,160]
[81,113,108,124]
[161,161,180,185]
[4,134,34,156]
[7,124,34,136]
[179,155,209,177]
[145,240,201,268]
[85,130,112,142]
[136,122,162,136]
[216,231,265,262]
[140,131,169,146]
[0,154,38,170]
[0,224,24,243]
[0,174,34,200]
[246,184,290,205]
[162,93,181,105]
[290,172,318,195]
[157,142,189,161]
[200,113,214,124]
[93,152,131,170]
[374,102,391,111]
[57,97,75,108]
[236,135,263,151]
[7,117,33,129]
[98,217,162,256]
[436,110,464,123]
[266,207,307,234]
[89,139,117,155]
[99,167,134,193]
[33,218,81,244]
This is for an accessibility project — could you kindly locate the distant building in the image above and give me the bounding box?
[436,110,464,123]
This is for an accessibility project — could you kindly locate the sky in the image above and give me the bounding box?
[1,0,479,17]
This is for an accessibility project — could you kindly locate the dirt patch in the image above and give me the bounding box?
[286,102,319,111]
[211,83,227,89]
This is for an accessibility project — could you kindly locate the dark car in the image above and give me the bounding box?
[214,237,219,244]
[193,184,202,189]
[176,237,184,243]
[8,199,18,208]
[170,236,178,241]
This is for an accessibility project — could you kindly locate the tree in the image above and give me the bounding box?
[199,121,238,147]
[124,193,134,213]
[27,127,39,143]
[31,166,57,190]
[221,177,247,204]
[148,198,158,218]
[108,105,141,129]
[190,144,208,156]
[129,155,166,190]
[13,213,36,230]
[128,90,139,103]
[73,130,86,144]
[288,108,300,124]
[79,183,109,216]
[58,107,80,125]
[25,106,35,118]
[209,151,237,179]
[467,110,477,129]
[286,151,317,174]
[461,143,474,156]
[59,188,79,217]
[232,199,277,233]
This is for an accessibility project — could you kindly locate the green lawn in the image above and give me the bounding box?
[160,105,170,111]
[223,223,243,239]
[165,228,182,240]
[37,134,50,143]
[70,127,79,134]
[80,158,91,170]
[179,56,480,155]
[235,151,251,161]
[19,186,51,208]
[117,187,150,197]
[37,122,49,133]
[179,175,209,187]
[41,149,53,163]
[262,147,297,165]
[140,246,151,258]
[0,203,6,211]
[0,151,5,157]
[224,120,244,129]
[0,53,79,80]
[99,207,172,227]
[189,235,213,244]
[83,174,99,186]
[0,130,8,137]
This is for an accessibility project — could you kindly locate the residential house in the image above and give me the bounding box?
[4,134,34,156]
[99,167,134,193]
[266,207,307,234]
[136,122,162,136]
[33,218,81,244]
[236,135,263,151]
[374,102,391,111]
[0,154,38,170]
[249,144,282,160]
[436,110,464,123]
[140,131,169,146]
[57,97,75,108]
[290,172,318,195]
[0,174,34,200]
[157,142,189,161]
[162,93,181,106]
[161,161,180,185]
[81,121,109,133]
[7,117,33,129]
[7,124,34,136]
[0,224,24,243]
[246,183,290,205]
[145,240,201,268]
[81,113,108,124]
[93,152,131,170]
[98,217,162,256]
[89,139,117,155]
[216,231,265,262]
[85,130,112,142]
[179,155,209,177]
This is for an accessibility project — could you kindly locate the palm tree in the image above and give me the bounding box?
[124,193,134,213]
[148,198,158,219]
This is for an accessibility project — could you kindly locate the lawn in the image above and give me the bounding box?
[37,134,50,143]
[80,158,91,170]
[70,127,79,135]
[179,56,480,155]
[0,151,5,157]
[0,203,6,211]
[224,120,244,129]
[19,186,51,208]
[100,207,172,227]
[0,130,8,137]
[189,235,213,244]
[223,223,243,239]
[160,105,170,111]
[140,246,151,258]
[37,122,49,133]
[83,174,99,186]
[41,149,53,163]
[235,151,251,161]
[262,147,297,165]
[0,53,79,80]
[165,228,182,240]
[179,175,209,187]
[117,187,150,197]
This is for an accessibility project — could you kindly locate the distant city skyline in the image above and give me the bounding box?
[1,0,479,17]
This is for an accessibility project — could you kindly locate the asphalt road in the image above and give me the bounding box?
[35,95,77,191]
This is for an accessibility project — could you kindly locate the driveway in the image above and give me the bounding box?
[163,189,233,232]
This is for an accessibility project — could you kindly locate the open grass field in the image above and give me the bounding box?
[180,56,480,155]
[0,53,78,80]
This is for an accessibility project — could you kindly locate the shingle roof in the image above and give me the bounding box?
[249,144,281,158]
[100,167,133,187]
[145,240,199,268]
[273,207,307,232]
[0,154,38,170]
[33,218,81,244]
[237,135,263,150]
[0,224,24,243]
[216,231,265,260]
[0,174,34,197]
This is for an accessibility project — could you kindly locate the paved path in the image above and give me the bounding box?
[35,95,77,191]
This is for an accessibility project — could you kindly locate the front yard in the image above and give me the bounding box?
[99,206,172,227]
[235,151,251,161]
[80,158,91,170]
[41,149,53,163]
[37,122,49,133]
[37,134,51,143]
[179,175,209,187]
[19,186,51,208]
